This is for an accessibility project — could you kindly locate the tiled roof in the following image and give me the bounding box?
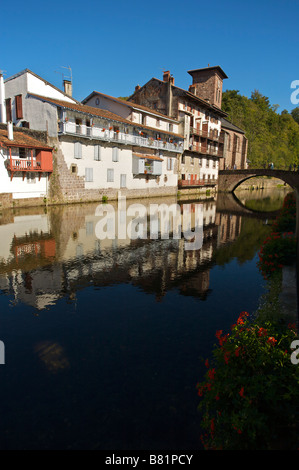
[133,153,163,161]
[83,91,179,122]
[29,94,184,138]
[128,77,228,117]
[0,128,52,149]
[221,118,245,134]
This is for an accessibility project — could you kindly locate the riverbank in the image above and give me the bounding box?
[197,190,299,450]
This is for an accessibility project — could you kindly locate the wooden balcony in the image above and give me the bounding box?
[190,127,224,143]
[6,154,53,180]
[189,145,224,158]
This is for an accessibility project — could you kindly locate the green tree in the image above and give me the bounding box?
[222,90,299,169]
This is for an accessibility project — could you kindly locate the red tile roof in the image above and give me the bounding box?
[83,91,179,122]
[0,129,52,149]
[133,153,163,161]
[29,94,184,138]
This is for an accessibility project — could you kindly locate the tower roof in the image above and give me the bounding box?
[187,66,228,80]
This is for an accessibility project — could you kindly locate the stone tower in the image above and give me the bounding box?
[187,66,228,109]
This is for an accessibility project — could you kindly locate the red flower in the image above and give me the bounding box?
[208,368,216,380]
[267,336,277,345]
[258,327,268,337]
[239,386,245,398]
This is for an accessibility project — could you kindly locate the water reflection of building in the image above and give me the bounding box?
[0,197,242,309]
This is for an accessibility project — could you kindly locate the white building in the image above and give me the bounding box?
[3,69,184,202]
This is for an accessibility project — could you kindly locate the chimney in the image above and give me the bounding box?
[163,70,170,82]
[63,79,72,97]
[0,72,6,124]
[7,121,13,140]
[163,71,174,85]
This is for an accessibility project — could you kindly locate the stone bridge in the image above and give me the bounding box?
[218,169,299,192]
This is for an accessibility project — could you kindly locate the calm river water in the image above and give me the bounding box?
[0,188,290,450]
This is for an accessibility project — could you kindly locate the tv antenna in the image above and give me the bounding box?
[55,65,72,85]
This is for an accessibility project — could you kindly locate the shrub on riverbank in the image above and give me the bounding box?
[197,191,299,450]
[197,306,299,450]
[257,192,296,279]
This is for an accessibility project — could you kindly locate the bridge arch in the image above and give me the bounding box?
[218,169,299,193]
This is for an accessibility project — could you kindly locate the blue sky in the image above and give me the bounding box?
[2,0,298,113]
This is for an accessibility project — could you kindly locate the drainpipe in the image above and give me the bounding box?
[0,72,6,124]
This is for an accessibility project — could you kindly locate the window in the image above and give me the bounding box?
[95,98,100,105]
[27,173,36,184]
[5,98,12,122]
[19,148,27,158]
[112,147,119,162]
[15,95,23,120]
[181,155,185,164]
[107,168,114,182]
[94,145,101,161]
[85,168,93,182]
[74,142,82,159]
[167,158,173,171]
[120,174,126,188]
[169,123,173,132]
[156,119,160,127]
[86,221,94,235]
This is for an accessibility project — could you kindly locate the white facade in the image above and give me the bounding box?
[82,92,180,135]
[0,145,48,199]
[3,69,184,198]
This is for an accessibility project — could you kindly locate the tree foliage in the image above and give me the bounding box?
[222,90,299,169]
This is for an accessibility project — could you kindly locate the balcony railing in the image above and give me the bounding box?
[189,144,224,157]
[59,122,184,154]
[190,127,224,143]
[6,158,53,172]
[178,178,218,188]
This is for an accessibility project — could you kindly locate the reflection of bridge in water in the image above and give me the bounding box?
[215,192,281,219]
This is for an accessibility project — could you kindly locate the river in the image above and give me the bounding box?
[0,188,290,450]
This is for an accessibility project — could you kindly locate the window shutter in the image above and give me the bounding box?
[107,169,114,182]
[85,168,93,182]
[74,142,82,158]
[112,147,119,162]
[15,95,23,120]
[5,98,12,122]
[94,145,101,160]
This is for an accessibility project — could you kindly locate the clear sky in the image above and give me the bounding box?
[2,0,298,113]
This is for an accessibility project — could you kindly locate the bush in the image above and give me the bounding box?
[271,192,296,233]
[197,312,299,450]
[257,192,296,279]
[257,231,296,279]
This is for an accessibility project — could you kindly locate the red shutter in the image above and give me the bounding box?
[5,98,12,122]
[15,95,23,120]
